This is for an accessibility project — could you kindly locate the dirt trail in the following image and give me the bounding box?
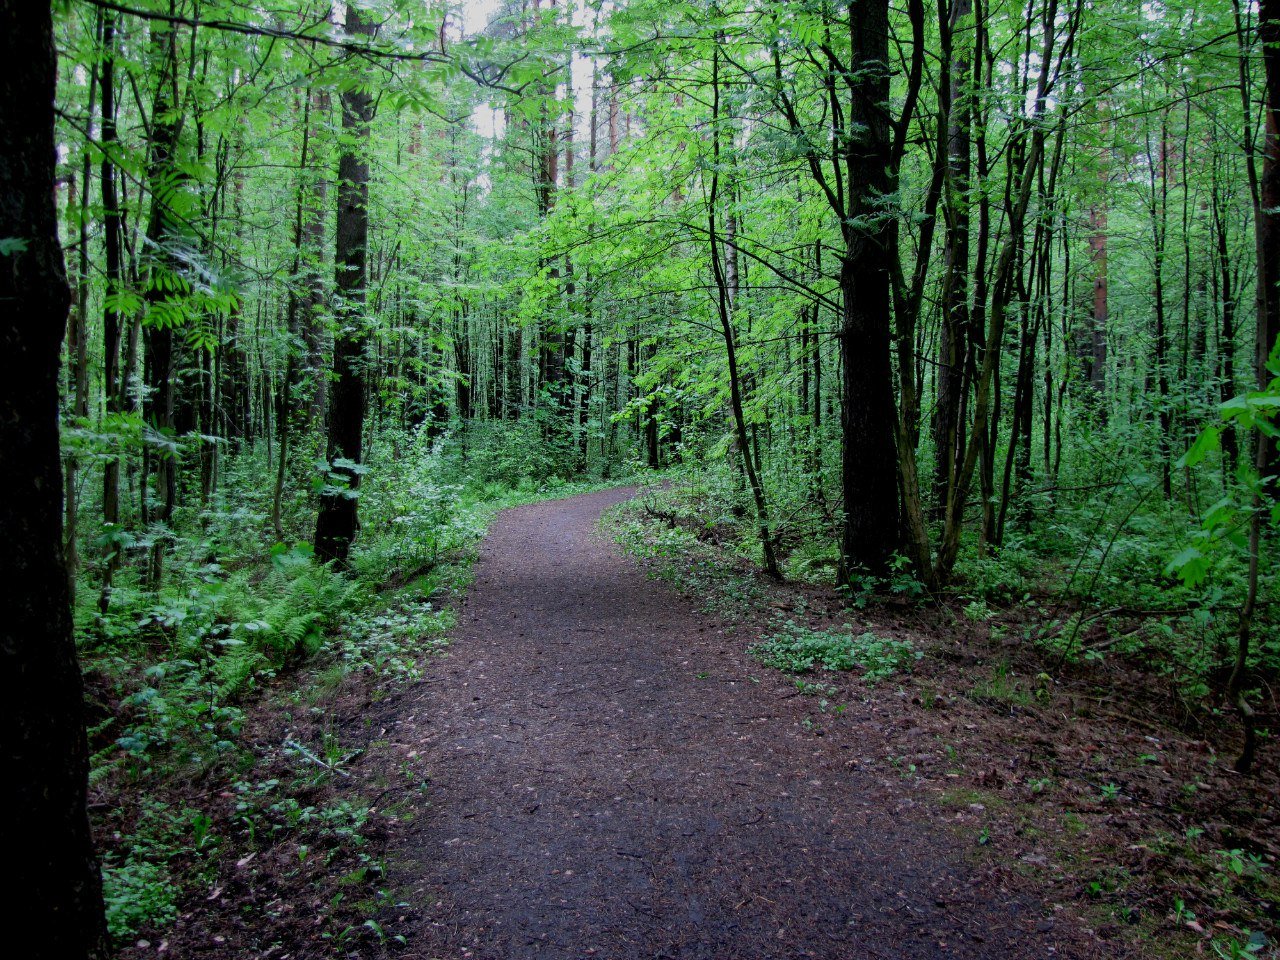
[382,487,1078,959]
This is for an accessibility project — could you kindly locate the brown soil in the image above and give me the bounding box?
[370,487,1106,959]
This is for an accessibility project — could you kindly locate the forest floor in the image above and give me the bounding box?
[118,484,1277,959]
[354,486,1112,960]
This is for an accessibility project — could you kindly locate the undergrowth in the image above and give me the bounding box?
[749,621,920,683]
[79,422,638,942]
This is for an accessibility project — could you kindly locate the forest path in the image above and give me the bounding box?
[379,486,1076,960]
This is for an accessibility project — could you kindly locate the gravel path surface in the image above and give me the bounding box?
[387,486,1079,959]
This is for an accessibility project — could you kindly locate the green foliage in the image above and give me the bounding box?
[1170,366,1280,590]
[353,428,487,584]
[843,554,928,608]
[100,801,203,939]
[969,660,1032,710]
[103,856,177,941]
[456,418,578,487]
[953,542,1038,604]
[749,621,920,683]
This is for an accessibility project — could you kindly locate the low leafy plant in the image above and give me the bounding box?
[749,621,920,683]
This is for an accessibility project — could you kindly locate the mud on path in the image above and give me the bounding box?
[376,487,1083,959]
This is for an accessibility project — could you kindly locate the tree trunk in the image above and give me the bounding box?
[0,4,111,953]
[708,46,781,579]
[100,12,125,612]
[840,0,901,576]
[933,0,972,517]
[1258,0,1280,482]
[1212,175,1239,474]
[65,49,98,602]
[141,12,186,587]
[1088,139,1108,407]
[302,90,331,428]
[315,4,376,566]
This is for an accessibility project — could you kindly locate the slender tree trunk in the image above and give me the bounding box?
[709,46,781,579]
[937,0,1071,582]
[303,90,331,428]
[1152,115,1174,498]
[65,44,99,602]
[1258,0,1280,482]
[934,0,972,517]
[1224,0,1280,773]
[100,13,125,612]
[274,91,316,540]
[1088,114,1109,409]
[1212,175,1240,473]
[315,4,376,566]
[141,11,186,587]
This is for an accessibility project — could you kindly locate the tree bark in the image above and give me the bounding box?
[315,4,376,565]
[839,0,901,576]
[934,0,972,517]
[1087,113,1109,408]
[1258,0,1280,481]
[0,4,111,954]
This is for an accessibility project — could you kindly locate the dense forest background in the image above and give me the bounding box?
[17,0,1280,953]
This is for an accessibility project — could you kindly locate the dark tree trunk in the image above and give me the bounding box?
[0,4,110,954]
[302,89,331,429]
[1212,178,1239,473]
[840,0,901,575]
[100,12,125,611]
[65,48,98,601]
[933,0,972,517]
[315,4,376,565]
[1088,133,1109,412]
[1258,0,1280,482]
[1152,119,1173,498]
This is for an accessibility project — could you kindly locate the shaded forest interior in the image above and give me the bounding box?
[7,0,1280,956]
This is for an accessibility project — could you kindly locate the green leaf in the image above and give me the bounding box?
[1166,547,1210,588]
[1178,425,1220,468]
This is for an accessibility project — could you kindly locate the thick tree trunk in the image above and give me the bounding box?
[0,5,111,954]
[840,0,901,576]
[315,5,376,565]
